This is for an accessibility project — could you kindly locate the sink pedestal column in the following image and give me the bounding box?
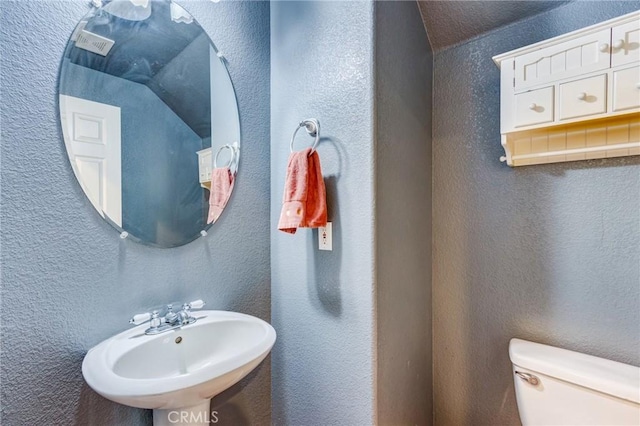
[153,400,213,426]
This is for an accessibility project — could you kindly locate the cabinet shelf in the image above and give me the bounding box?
[501,114,640,166]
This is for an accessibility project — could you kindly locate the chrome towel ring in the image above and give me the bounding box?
[214,144,236,168]
[290,118,320,155]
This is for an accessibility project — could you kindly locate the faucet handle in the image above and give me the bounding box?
[129,312,152,325]
[149,310,161,329]
[188,299,205,309]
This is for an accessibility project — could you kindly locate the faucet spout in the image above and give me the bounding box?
[175,310,190,326]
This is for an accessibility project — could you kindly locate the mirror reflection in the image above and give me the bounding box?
[59,0,240,248]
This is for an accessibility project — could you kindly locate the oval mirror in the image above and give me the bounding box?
[58,0,240,248]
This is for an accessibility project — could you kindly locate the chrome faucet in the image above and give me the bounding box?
[129,300,205,335]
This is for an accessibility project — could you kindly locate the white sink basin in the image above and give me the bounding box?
[82,310,276,425]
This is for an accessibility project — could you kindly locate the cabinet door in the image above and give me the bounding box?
[611,20,640,67]
[514,29,610,91]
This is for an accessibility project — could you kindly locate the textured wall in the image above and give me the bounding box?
[0,1,271,425]
[432,2,640,425]
[375,2,433,425]
[417,0,570,51]
[270,2,376,424]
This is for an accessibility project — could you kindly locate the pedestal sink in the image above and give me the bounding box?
[82,310,276,425]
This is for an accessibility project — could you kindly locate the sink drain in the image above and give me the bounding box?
[175,336,182,344]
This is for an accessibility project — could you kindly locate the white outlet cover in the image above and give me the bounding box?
[319,222,332,251]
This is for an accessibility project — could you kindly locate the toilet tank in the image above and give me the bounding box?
[509,338,640,426]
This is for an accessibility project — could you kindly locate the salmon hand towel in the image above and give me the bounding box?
[278,147,327,234]
[207,167,234,224]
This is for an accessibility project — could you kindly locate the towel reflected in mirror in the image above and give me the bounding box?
[207,167,234,224]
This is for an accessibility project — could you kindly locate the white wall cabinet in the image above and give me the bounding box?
[196,147,213,190]
[493,11,640,166]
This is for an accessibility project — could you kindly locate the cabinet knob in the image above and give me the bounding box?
[636,82,640,90]
[577,92,587,101]
[612,39,625,50]
[599,43,609,52]
[528,103,537,110]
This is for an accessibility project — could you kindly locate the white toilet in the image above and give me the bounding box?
[509,338,640,425]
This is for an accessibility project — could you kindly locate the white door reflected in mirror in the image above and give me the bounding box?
[60,95,122,227]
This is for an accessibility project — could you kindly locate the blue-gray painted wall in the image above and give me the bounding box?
[432,2,640,424]
[375,1,432,424]
[270,2,376,424]
[271,2,434,424]
[0,1,271,425]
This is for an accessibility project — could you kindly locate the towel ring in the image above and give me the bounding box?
[290,118,320,155]
[214,144,235,168]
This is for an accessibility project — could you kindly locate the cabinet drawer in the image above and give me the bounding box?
[514,86,554,127]
[611,20,640,67]
[613,66,640,112]
[559,74,607,120]
[514,29,610,91]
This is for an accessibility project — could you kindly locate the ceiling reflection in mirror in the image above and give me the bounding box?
[59,0,240,248]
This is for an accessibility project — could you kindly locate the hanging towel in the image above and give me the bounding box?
[207,167,234,224]
[278,147,327,234]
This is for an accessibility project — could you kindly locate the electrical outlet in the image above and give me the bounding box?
[319,222,332,251]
